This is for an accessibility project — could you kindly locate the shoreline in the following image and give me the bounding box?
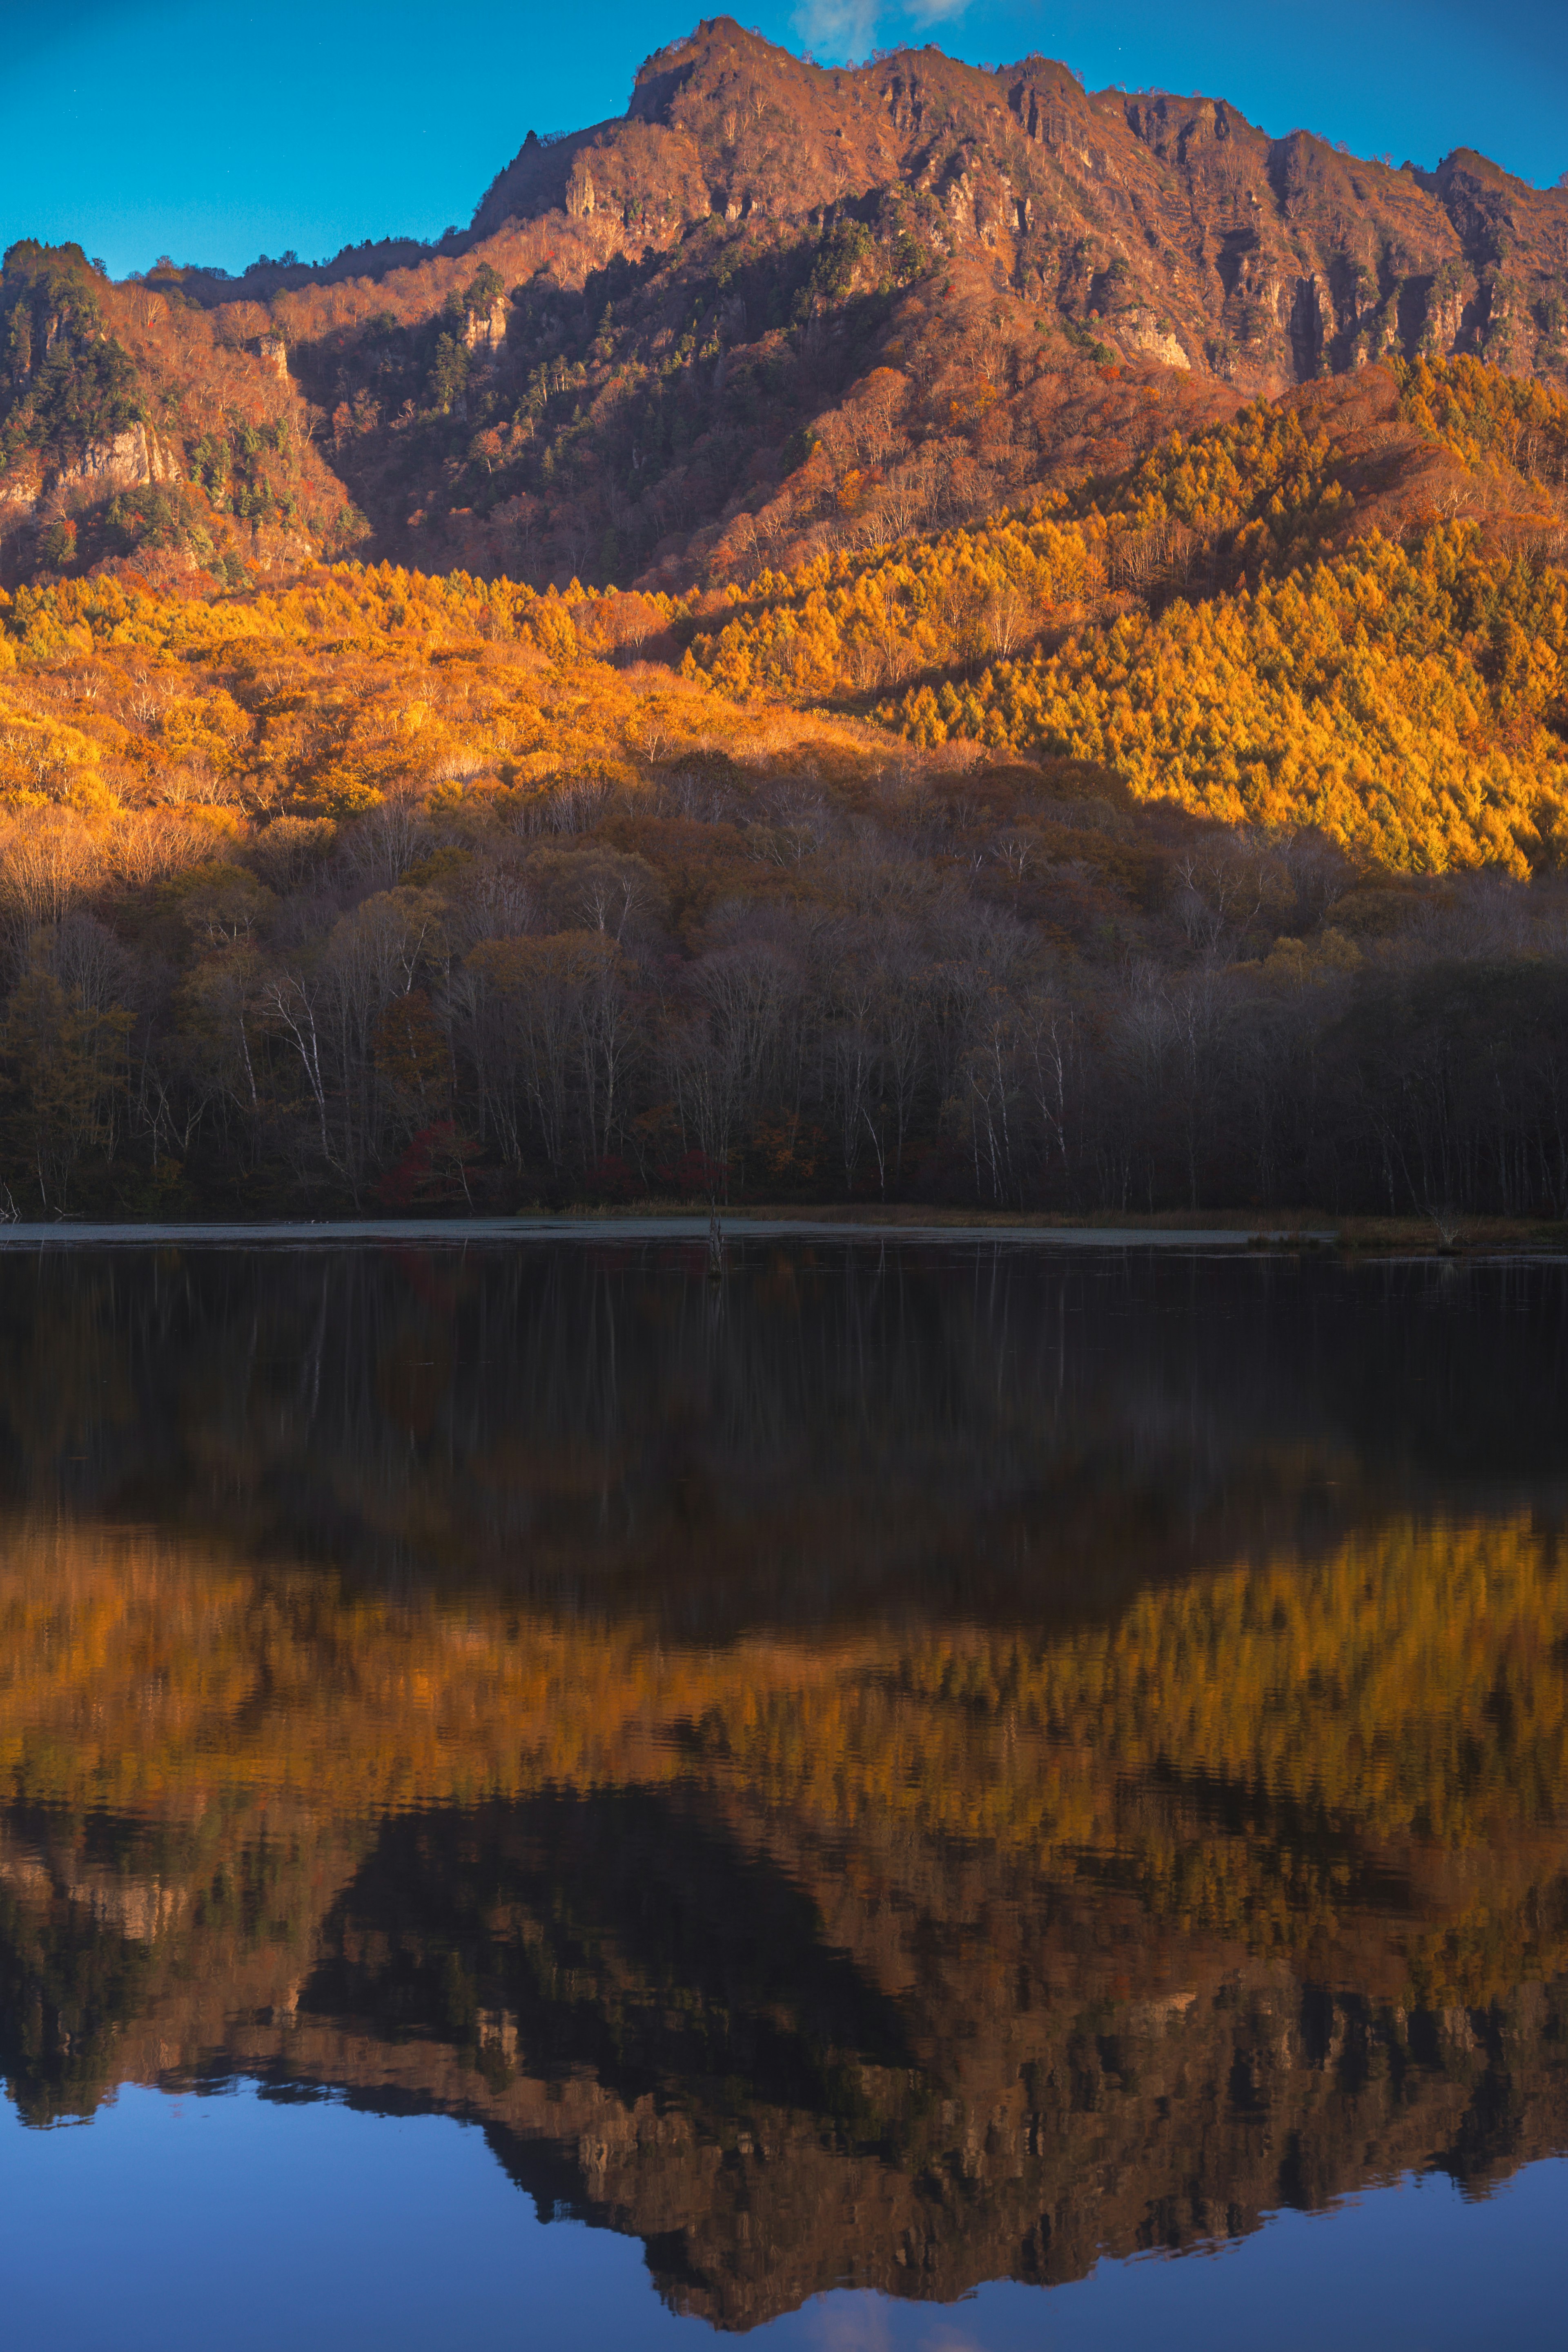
[0,1209,1557,1255]
[0,1214,1319,1250]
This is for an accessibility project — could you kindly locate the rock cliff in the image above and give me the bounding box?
[471,22,1568,395]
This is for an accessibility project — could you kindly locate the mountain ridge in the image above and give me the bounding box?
[465,21,1568,393]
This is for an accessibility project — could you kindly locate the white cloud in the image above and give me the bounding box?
[791,0,880,58]
[791,0,973,65]
[802,2290,894,2350]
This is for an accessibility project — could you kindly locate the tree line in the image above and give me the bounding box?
[7,752,1568,1221]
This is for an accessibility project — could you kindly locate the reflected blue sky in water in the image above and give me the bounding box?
[2,2088,1564,2351]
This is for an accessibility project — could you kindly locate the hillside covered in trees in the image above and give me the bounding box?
[0,561,1561,1218]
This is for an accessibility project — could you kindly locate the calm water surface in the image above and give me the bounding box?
[0,1236,1565,2348]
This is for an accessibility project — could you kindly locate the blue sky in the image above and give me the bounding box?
[2,1,1564,280]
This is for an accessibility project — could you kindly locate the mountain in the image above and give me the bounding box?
[4,20,1567,595]
[2,25,1568,1222]
[461,19,1568,392]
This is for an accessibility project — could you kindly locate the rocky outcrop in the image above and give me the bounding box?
[56,421,181,497]
[1117,308,1192,370]
[461,300,508,355]
[0,421,181,569]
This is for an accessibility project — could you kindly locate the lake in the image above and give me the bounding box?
[0,1232,1565,2350]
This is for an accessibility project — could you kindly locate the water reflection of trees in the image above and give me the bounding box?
[0,1243,1565,1626]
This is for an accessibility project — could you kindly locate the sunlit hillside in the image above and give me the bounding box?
[686,359,1568,872]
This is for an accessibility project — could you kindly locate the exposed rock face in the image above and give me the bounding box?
[469,20,1568,395]
[58,421,181,496]
[0,421,181,572]
[0,466,43,524]
[461,300,508,355]
[1117,308,1192,369]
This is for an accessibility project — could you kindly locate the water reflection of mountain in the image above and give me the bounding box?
[2,1245,1567,2330]
[3,1766,1566,2330]
[285,1785,1568,2328]
[2,1513,1567,2325]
